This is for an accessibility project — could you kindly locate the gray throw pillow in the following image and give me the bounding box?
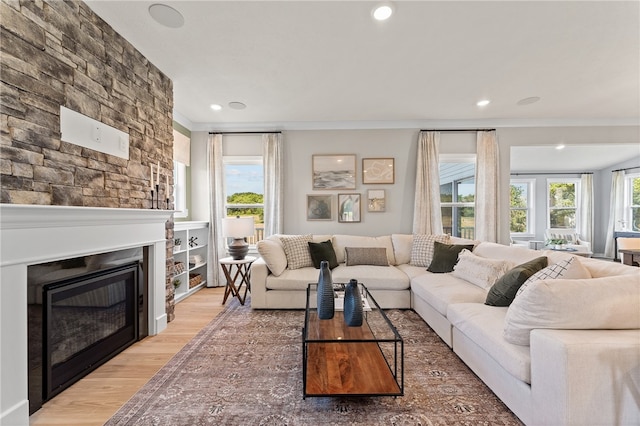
[308,240,339,269]
[485,256,548,306]
[345,247,389,266]
[427,242,474,273]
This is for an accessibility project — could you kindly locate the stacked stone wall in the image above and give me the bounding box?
[0,0,176,320]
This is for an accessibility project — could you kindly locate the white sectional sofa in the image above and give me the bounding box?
[252,233,640,426]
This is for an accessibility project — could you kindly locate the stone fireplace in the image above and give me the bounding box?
[0,204,172,425]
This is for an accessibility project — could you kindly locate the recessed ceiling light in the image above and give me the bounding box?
[556,144,566,150]
[517,96,541,106]
[210,104,222,111]
[228,102,247,110]
[476,99,491,107]
[148,4,184,28]
[372,2,394,21]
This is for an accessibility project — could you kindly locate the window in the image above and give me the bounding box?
[173,161,188,218]
[440,156,475,239]
[625,173,640,231]
[510,179,534,235]
[224,156,264,244]
[547,179,579,229]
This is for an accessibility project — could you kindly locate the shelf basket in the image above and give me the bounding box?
[189,273,202,288]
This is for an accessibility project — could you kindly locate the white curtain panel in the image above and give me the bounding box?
[263,133,284,237]
[412,131,443,235]
[475,131,499,243]
[579,173,594,244]
[206,134,226,286]
[604,170,625,258]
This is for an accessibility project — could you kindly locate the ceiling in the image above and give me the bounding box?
[84,1,640,131]
[510,144,640,173]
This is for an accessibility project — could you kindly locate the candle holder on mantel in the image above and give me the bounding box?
[150,184,161,209]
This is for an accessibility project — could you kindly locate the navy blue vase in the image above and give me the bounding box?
[344,279,363,327]
[317,260,334,320]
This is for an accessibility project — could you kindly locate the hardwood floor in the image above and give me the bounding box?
[29,287,226,426]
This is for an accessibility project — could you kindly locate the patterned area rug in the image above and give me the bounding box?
[106,298,523,425]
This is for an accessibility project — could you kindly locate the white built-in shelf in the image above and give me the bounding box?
[173,221,209,303]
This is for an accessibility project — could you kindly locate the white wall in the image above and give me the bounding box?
[188,125,639,246]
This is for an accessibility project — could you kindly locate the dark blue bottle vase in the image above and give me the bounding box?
[317,260,334,320]
[344,279,363,327]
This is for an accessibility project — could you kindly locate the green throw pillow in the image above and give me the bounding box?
[485,256,548,306]
[427,242,475,273]
[308,240,339,269]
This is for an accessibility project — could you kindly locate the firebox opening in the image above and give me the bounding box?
[27,247,148,414]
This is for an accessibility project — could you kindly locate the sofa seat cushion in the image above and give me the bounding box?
[410,272,487,316]
[448,303,532,384]
[265,266,321,290]
[332,265,409,290]
[265,264,410,291]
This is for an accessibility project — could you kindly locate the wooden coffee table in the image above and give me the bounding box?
[302,283,404,398]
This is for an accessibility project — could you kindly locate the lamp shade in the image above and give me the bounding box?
[222,217,255,238]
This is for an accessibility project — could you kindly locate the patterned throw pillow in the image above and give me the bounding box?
[410,234,451,267]
[515,257,591,297]
[279,234,314,270]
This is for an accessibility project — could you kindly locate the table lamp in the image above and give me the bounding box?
[222,216,255,260]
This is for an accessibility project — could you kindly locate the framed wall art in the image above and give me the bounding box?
[338,193,361,223]
[367,189,386,212]
[362,157,394,184]
[306,194,333,221]
[312,154,356,190]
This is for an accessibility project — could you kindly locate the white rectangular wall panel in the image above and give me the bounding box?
[60,106,130,159]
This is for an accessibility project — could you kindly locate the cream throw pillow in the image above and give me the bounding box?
[410,234,450,267]
[256,237,287,276]
[452,250,514,290]
[504,274,640,346]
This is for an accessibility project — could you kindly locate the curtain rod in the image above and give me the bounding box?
[511,172,593,176]
[209,131,281,135]
[612,166,640,173]
[420,128,496,132]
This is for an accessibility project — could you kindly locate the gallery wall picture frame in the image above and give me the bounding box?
[338,193,361,223]
[312,154,356,190]
[307,194,333,221]
[362,157,394,184]
[367,189,386,212]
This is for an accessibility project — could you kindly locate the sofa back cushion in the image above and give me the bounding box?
[503,274,640,346]
[332,235,396,265]
[391,234,413,265]
[473,242,541,265]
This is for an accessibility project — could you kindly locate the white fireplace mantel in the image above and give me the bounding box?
[0,204,173,425]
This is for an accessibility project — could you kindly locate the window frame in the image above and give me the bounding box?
[173,160,188,218]
[546,178,580,230]
[509,178,535,237]
[439,154,476,239]
[624,172,640,232]
[223,155,264,246]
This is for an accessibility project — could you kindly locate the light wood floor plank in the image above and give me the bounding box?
[29,287,225,426]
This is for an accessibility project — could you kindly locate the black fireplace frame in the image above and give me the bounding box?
[39,262,142,405]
